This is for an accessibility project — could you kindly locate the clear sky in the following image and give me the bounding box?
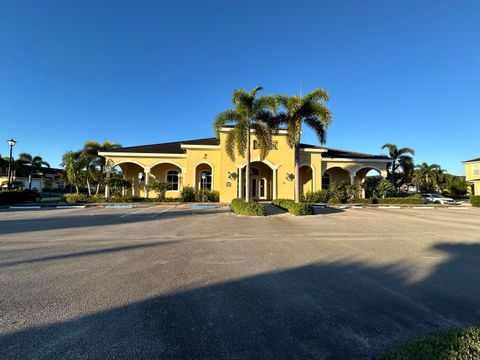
[1,1,479,174]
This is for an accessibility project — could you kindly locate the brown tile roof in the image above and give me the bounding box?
[463,157,480,163]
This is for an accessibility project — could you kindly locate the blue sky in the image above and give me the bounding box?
[1,1,479,175]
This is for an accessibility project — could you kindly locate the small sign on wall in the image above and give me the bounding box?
[226,182,231,187]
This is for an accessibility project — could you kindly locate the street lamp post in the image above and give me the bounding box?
[7,139,17,190]
[201,173,206,202]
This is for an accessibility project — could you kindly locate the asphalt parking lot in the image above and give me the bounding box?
[0,204,479,359]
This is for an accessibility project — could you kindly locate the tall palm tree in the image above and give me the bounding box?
[82,141,121,194]
[214,86,277,202]
[17,153,50,190]
[381,144,415,190]
[276,89,332,203]
[414,162,441,192]
[61,151,85,194]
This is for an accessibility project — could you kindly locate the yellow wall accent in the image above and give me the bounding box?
[464,161,480,196]
[100,129,389,202]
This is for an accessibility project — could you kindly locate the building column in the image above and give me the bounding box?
[238,167,243,199]
[104,168,111,198]
[144,169,150,199]
[350,174,355,185]
[272,168,278,200]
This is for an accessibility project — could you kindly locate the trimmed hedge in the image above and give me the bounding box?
[272,199,314,216]
[63,194,182,204]
[0,190,41,205]
[471,196,480,207]
[180,186,220,202]
[302,190,330,203]
[378,327,480,360]
[230,198,266,216]
[377,194,424,204]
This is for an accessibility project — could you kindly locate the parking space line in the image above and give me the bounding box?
[149,205,177,218]
[120,206,154,218]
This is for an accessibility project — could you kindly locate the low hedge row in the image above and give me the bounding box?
[0,190,41,205]
[272,199,314,216]
[230,198,265,216]
[471,196,480,207]
[63,194,180,204]
[378,327,480,360]
[342,195,425,205]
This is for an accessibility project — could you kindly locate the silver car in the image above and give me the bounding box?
[422,193,456,205]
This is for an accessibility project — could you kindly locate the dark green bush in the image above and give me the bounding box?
[230,198,265,216]
[0,190,41,205]
[378,327,480,360]
[64,194,154,204]
[471,196,480,207]
[194,189,220,202]
[272,198,314,216]
[302,190,330,203]
[180,186,196,202]
[377,194,424,204]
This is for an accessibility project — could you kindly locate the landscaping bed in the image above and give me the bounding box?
[471,196,480,207]
[272,199,314,216]
[378,327,480,360]
[230,198,266,216]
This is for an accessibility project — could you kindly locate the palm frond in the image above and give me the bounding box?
[213,110,240,137]
[304,116,328,145]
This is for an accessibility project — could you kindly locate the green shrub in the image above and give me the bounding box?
[230,198,265,216]
[348,198,372,204]
[471,196,480,207]
[180,186,196,202]
[0,190,41,205]
[64,194,152,204]
[149,180,171,201]
[194,189,220,202]
[272,198,314,216]
[377,194,424,204]
[302,190,330,203]
[378,327,480,360]
[330,180,358,203]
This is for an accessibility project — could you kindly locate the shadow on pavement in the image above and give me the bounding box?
[1,242,479,359]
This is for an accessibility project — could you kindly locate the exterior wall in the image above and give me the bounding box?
[101,131,390,202]
[464,161,480,196]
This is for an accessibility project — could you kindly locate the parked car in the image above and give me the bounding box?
[421,193,456,205]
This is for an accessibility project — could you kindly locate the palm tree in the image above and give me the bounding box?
[17,153,50,190]
[214,86,277,202]
[413,162,441,192]
[82,141,121,194]
[381,144,415,191]
[276,89,332,203]
[61,151,85,194]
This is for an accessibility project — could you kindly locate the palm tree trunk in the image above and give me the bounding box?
[294,142,300,203]
[29,163,33,190]
[245,129,251,202]
[96,163,104,195]
[86,176,92,195]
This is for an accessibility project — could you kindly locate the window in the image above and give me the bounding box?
[473,164,480,177]
[253,140,278,150]
[166,170,179,191]
[250,167,259,176]
[199,171,212,190]
[322,173,331,190]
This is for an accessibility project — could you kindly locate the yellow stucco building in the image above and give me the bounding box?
[463,157,480,195]
[99,127,391,202]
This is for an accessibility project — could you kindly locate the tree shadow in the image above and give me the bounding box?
[0,240,179,268]
[0,207,228,235]
[1,242,479,359]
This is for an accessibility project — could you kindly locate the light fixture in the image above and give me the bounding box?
[6,138,17,189]
[285,173,294,181]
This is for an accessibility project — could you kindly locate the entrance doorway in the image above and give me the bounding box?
[240,161,274,201]
[250,176,268,200]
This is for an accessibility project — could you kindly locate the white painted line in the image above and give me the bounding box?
[120,206,153,218]
[149,205,176,218]
[56,205,86,209]
[413,207,435,209]
[378,206,401,209]
[9,206,41,209]
[446,207,470,210]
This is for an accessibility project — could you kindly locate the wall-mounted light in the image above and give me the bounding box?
[228,171,238,180]
[203,153,208,159]
[285,173,294,181]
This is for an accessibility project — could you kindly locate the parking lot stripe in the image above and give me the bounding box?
[9,206,42,209]
[413,207,435,209]
[149,205,176,217]
[56,205,86,209]
[120,206,153,218]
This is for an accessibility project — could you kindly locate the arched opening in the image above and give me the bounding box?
[354,167,383,199]
[150,162,182,196]
[323,167,352,187]
[299,165,313,197]
[113,162,146,197]
[240,161,273,200]
[194,163,213,191]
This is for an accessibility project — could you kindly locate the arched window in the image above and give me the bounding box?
[166,170,179,191]
[322,173,331,190]
[199,171,212,190]
[250,167,259,176]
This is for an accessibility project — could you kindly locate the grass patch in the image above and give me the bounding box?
[378,327,480,360]
[230,198,266,216]
[272,199,314,216]
[471,196,480,207]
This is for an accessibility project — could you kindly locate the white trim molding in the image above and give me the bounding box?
[180,144,220,150]
[322,157,391,163]
[300,148,328,153]
[219,127,289,135]
[99,151,187,158]
[193,161,215,190]
[237,158,280,170]
[299,164,316,191]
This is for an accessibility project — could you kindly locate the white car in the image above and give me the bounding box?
[422,193,456,205]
